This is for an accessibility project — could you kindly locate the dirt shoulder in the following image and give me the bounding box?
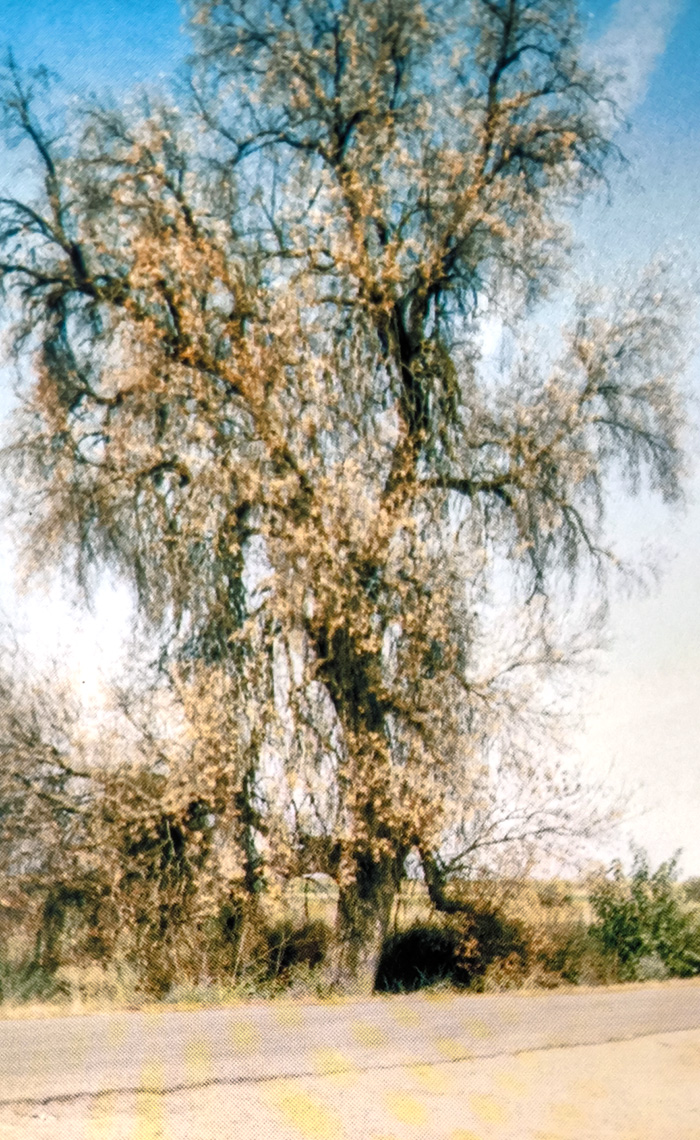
[1,973,699,1022]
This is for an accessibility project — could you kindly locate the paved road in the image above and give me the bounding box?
[1,981,699,1106]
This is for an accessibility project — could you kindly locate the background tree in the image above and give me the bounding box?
[0,0,690,990]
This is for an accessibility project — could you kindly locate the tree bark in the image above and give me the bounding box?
[333,850,398,994]
[420,848,473,915]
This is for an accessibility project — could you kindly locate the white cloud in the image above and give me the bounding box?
[594,0,684,114]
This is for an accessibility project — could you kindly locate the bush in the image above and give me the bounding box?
[589,849,700,980]
[0,958,67,1005]
[684,878,700,905]
[453,909,529,987]
[376,923,461,992]
[265,919,332,980]
[535,920,590,985]
[376,909,529,993]
[636,953,669,981]
[536,882,574,909]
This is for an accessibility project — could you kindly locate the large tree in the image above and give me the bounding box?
[0,0,689,989]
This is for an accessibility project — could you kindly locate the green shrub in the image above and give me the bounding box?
[589,849,700,980]
[684,878,700,905]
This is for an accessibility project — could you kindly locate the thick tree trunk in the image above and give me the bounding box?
[333,852,398,995]
[313,626,405,992]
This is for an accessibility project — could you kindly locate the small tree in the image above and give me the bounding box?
[0,649,247,993]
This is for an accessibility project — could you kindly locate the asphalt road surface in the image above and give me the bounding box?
[1,981,699,1138]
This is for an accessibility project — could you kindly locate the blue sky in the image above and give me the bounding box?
[1,0,699,874]
[2,0,184,91]
[2,0,696,110]
[621,1,700,123]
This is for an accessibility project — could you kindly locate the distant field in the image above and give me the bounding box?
[278,875,592,930]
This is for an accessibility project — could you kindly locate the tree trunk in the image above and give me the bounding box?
[333,850,398,994]
[420,849,471,915]
[313,626,405,992]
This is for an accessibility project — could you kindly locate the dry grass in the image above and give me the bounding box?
[0,876,670,1015]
